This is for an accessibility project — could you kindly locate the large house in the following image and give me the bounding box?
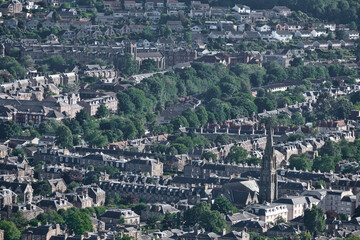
[100,208,140,227]
[125,158,163,176]
[21,224,65,240]
[0,0,22,16]
[246,203,288,223]
[78,93,118,116]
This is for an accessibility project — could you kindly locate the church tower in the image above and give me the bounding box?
[259,128,278,203]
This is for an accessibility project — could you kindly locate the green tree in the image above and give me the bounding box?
[0,121,22,139]
[76,109,90,125]
[67,182,80,192]
[290,57,304,67]
[85,130,108,147]
[37,210,64,225]
[350,91,360,104]
[313,180,326,189]
[171,116,189,129]
[312,155,335,172]
[10,212,28,230]
[11,149,26,157]
[198,209,227,234]
[288,133,305,141]
[289,154,312,171]
[184,201,210,226]
[171,143,188,154]
[264,61,287,83]
[31,181,52,196]
[118,216,125,225]
[291,112,305,126]
[21,55,35,68]
[304,205,325,236]
[212,196,235,215]
[204,86,221,102]
[332,97,353,119]
[115,53,138,76]
[161,213,180,230]
[319,141,341,162]
[39,120,61,134]
[46,55,67,72]
[247,157,261,165]
[95,104,109,119]
[182,108,200,128]
[140,59,159,73]
[126,88,147,113]
[64,210,93,235]
[56,125,73,149]
[0,56,26,79]
[146,215,162,229]
[202,151,217,161]
[65,119,83,135]
[0,220,21,240]
[117,92,136,115]
[226,146,248,163]
[184,202,226,233]
[254,97,275,113]
[159,25,172,38]
[196,106,208,126]
[131,203,147,215]
[184,31,192,44]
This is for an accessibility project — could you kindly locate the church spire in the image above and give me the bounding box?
[259,128,278,203]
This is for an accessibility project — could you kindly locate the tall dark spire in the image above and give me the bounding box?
[259,128,278,203]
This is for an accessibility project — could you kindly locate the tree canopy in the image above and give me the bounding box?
[304,205,325,236]
[184,202,227,234]
[0,220,21,240]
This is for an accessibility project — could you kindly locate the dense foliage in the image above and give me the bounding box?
[289,139,360,173]
[304,205,325,236]
[210,0,360,25]
[183,201,227,234]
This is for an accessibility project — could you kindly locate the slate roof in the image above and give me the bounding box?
[83,153,116,161]
[0,181,31,192]
[127,158,159,165]
[268,223,297,233]
[101,208,138,218]
[221,231,248,239]
[147,203,180,214]
[232,220,267,229]
[22,225,60,235]
[226,211,259,223]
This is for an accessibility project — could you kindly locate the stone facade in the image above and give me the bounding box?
[21,224,65,240]
[125,158,163,176]
[78,94,118,116]
[100,208,140,227]
[259,129,278,203]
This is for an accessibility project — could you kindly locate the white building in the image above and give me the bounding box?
[274,196,319,221]
[303,190,355,216]
[256,24,271,32]
[232,4,250,14]
[246,203,288,223]
[272,30,293,42]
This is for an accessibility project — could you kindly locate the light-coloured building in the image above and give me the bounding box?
[78,94,118,116]
[274,196,319,220]
[47,179,67,193]
[101,208,140,226]
[21,224,64,240]
[125,158,163,176]
[303,189,354,216]
[246,203,288,223]
[0,189,17,208]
